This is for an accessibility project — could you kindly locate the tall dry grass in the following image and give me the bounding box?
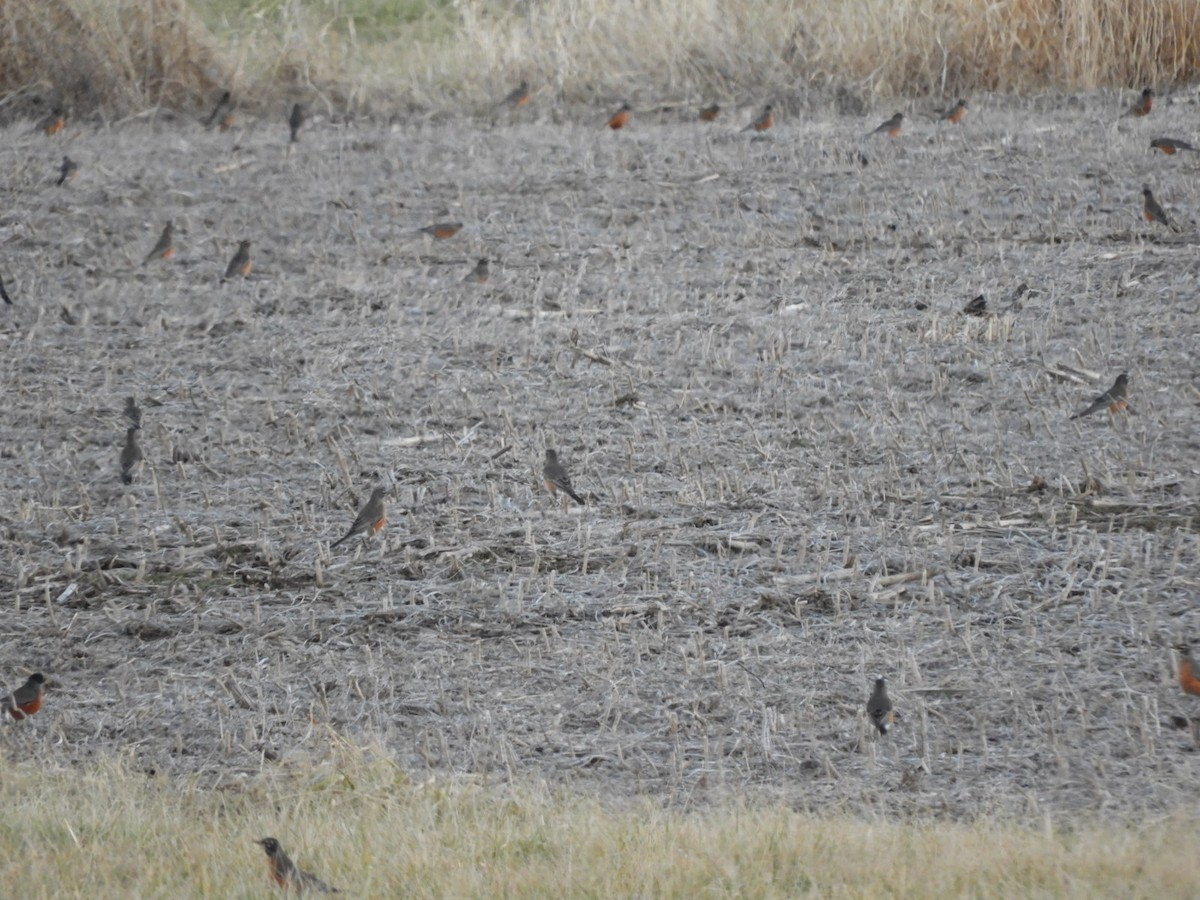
[0,746,1196,898]
[2,0,1199,118]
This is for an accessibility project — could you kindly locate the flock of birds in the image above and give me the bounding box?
[3,79,1197,893]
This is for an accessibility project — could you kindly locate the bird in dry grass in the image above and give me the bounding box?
[57,155,78,186]
[870,112,903,137]
[543,449,585,505]
[699,104,720,122]
[1175,645,1200,696]
[331,487,387,548]
[418,222,463,240]
[289,103,305,143]
[501,80,531,108]
[204,91,232,129]
[1142,185,1175,230]
[867,677,893,735]
[223,240,252,282]
[1150,137,1196,155]
[0,274,12,305]
[124,396,142,430]
[607,102,631,130]
[1070,372,1130,419]
[464,258,490,284]
[142,222,175,265]
[743,104,775,133]
[256,838,340,894]
[1123,87,1154,118]
[39,109,66,136]
[939,99,968,123]
[2,673,46,720]
[120,428,144,484]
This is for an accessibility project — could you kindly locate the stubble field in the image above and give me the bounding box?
[2,92,1200,850]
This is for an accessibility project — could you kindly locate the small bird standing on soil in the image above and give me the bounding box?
[120,428,143,484]
[331,487,387,548]
[607,102,632,130]
[289,103,305,143]
[204,90,232,129]
[464,258,490,284]
[124,396,142,430]
[1070,373,1130,419]
[2,673,46,720]
[1123,87,1154,118]
[1142,185,1178,231]
[939,99,968,123]
[543,449,585,505]
[418,222,463,240]
[1150,137,1196,155]
[39,108,66,136]
[743,104,775,133]
[256,838,340,894]
[867,677,894,735]
[1175,645,1200,696]
[870,112,903,137]
[501,81,531,108]
[57,155,78,186]
[142,222,175,265]
[223,240,252,282]
[699,104,721,122]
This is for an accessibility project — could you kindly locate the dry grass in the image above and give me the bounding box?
[5,0,1200,119]
[0,749,1197,898]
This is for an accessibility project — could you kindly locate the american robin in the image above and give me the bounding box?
[204,91,232,129]
[1070,372,1130,419]
[2,673,45,720]
[0,274,12,305]
[331,487,387,547]
[1142,185,1174,230]
[870,112,903,137]
[939,99,968,123]
[120,428,144,484]
[742,104,774,133]
[289,103,305,143]
[543,449,585,505]
[256,838,340,894]
[40,109,66,136]
[223,240,252,281]
[124,396,142,430]
[1176,645,1200,696]
[464,258,489,284]
[1123,87,1153,118]
[699,104,720,122]
[57,155,78,186]
[501,81,531,108]
[418,222,463,240]
[607,102,631,130]
[142,222,175,265]
[1150,137,1196,155]
[867,677,894,735]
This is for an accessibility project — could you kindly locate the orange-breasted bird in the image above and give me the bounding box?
[331,487,387,547]
[256,838,339,894]
[607,102,631,130]
[543,449,585,505]
[743,104,774,133]
[464,258,490,284]
[1150,137,1196,155]
[867,677,893,735]
[142,222,175,265]
[699,104,720,122]
[1070,373,1130,419]
[40,109,66,136]
[2,673,45,720]
[870,112,903,137]
[204,91,232,129]
[57,155,78,186]
[1142,185,1174,230]
[939,99,968,123]
[1123,87,1154,118]
[223,240,252,281]
[418,222,463,240]
[501,81,531,108]
[1176,645,1200,696]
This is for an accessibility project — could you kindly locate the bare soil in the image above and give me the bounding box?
[2,96,1199,822]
